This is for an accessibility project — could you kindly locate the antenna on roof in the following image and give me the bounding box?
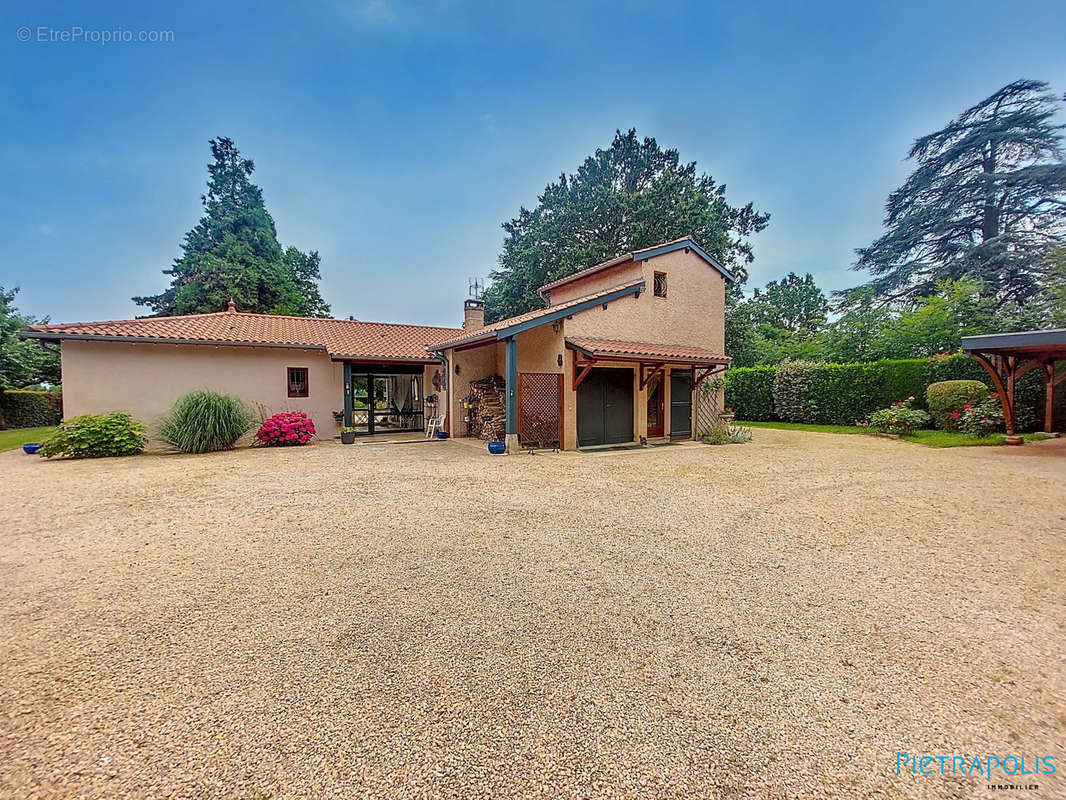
[468,277,484,300]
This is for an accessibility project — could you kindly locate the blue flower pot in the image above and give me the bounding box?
[436,431,449,439]
[487,441,506,455]
[22,443,42,454]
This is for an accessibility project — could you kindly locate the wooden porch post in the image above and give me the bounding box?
[1044,361,1055,433]
[970,353,1015,435]
[343,361,353,428]
[504,336,518,452]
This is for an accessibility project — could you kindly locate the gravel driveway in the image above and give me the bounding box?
[1,431,1063,799]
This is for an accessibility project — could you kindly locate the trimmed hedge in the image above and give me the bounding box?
[725,353,1062,430]
[0,390,63,428]
[723,366,774,421]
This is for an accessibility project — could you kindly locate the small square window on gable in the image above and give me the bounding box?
[653,271,668,298]
[287,367,309,398]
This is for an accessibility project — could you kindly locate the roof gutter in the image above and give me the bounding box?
[18,330,329,351]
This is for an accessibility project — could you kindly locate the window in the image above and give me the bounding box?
[654,271,667,298]
[287,367,309,397]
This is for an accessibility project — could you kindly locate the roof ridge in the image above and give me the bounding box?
[431,278,644,349]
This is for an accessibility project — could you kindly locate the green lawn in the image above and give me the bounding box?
[739,420,1052,448]
[0,426,57,452]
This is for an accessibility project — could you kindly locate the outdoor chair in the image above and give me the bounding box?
[426,414,445,438]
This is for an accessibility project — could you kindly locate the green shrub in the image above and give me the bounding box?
[1,390,62,428]
[867,398,931,435]
[958,396,1004,437]
[725,353,1061,429]
[40,412,147,459]
[724,366,776,421]
[926,380,988,431]
[773,360,820,423]
[158,390,253,453]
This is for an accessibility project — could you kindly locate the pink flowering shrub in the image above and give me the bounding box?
[255,411,316,446]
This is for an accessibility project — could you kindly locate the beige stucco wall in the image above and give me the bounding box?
[563,248,726,353]
[60,340,345,444]
[545,260,644,305]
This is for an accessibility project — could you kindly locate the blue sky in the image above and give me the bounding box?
[2,0,1064,327]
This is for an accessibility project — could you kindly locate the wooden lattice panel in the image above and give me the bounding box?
[517,373,563,449]
[695,381,724,438]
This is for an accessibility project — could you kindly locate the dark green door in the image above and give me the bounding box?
[577,368,634,446]
[670,370,692,438]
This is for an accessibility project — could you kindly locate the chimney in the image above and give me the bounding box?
[463,299,485,330]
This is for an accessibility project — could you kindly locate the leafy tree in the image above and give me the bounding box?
[1,285,60,390]
[877,279,999,359]
[726,273,827,367]
[851,80,1066,308]
[820,287,895,363]
[134,138,330,317]
[1039,246,1066,327]
[484,129,769,321]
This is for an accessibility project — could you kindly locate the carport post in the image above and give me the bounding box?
[343,361,353,428]
[505,336,519,453]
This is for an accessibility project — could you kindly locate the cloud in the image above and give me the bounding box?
[36,224,54,236]
[358,0,397,23]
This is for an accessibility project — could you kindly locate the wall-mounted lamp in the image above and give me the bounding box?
[454,363,461,375]
[557,354,563,367]
[551,321,562,334]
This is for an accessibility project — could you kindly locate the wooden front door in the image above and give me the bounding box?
[646,372,664,438]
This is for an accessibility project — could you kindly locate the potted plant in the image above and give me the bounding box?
[424,393,438,407]
[340,426,357,444]
[332,409,344,423]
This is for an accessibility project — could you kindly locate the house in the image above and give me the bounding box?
[23,236,732,451]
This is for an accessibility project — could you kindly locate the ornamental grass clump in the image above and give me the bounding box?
[40,412,147,459]
[159,390,253,453]
[868,397,931,436]
[256,411,316,446]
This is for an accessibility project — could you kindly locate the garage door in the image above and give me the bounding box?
[670,370,692,438]
[577,368,634,447]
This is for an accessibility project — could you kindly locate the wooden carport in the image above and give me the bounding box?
[961,329,1066,435]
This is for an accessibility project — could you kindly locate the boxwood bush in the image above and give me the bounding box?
[40,412,147,459]
[1,390,62,428]
[926,380,988,431]
[159,390,253,453]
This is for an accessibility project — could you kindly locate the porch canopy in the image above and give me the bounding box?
[566,337,731,390]
[961,328,1066,434]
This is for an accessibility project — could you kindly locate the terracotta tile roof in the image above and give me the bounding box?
[538,236,732,295]
[566,337,731,365]
[432,279,645,350]
[23,311,461,362]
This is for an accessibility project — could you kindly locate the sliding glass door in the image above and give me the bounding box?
[345,364,425,435]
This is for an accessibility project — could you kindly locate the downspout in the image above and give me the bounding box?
[433,350,450,435]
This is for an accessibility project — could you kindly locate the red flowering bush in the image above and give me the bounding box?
[957,395,1004,437]
[255,411,316,446]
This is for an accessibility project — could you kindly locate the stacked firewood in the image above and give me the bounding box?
[464,376,506,441]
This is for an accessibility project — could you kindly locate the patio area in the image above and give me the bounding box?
[0,429,1063,798]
